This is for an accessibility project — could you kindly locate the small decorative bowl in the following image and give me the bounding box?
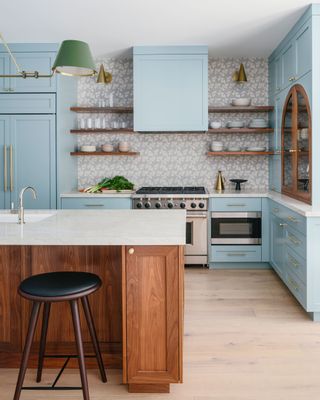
[80,145,96,152]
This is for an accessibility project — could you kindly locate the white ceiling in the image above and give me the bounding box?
[1,0,317,58]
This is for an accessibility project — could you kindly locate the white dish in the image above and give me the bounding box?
[231,98,251,107]
[227,121,245,128]
[246,147,266,152]
[210,121,222,129]
[102,144,114,152]
[80,145,96,152]
[228,147,241,152]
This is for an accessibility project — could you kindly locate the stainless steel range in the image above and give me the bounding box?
[133,186,208,265]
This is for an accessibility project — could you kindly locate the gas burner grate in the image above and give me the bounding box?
[135,186,206,195]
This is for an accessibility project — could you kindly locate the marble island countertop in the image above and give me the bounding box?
[0,210,186,246]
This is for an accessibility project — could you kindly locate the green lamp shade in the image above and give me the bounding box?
[52,40,96,77]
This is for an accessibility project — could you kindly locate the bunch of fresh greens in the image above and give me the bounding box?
[84,176,134,193]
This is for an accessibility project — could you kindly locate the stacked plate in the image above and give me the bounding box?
[249,118,268,128]
[246,146,266,152]
[227,121,245,128]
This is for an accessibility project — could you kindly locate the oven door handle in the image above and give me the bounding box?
[187,213,207,218]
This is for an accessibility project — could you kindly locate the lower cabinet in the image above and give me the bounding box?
[211,245,261,262]
[123,245,184,392]
[270,214,286,278]
[61,197,132,209]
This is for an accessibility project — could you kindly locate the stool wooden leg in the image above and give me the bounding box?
[81,296,107,382]
[70,299,90,400]
[13,301,41,400]
[36,302,51,382]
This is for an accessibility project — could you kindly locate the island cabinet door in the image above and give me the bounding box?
[0,246,25,352]
[123,245,184,389]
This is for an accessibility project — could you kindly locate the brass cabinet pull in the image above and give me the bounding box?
[128,248,135,255]
[288,277,299,291]
[279,223,287,227]
[9,145,13,192]
[288,149,297,153]
[227,253,246,256]
[288,235,301,245]
[3,145,7,192]
[287,215,298,223]
[227,204,246,207]
[84,204,104,207]
[288,255,300,269]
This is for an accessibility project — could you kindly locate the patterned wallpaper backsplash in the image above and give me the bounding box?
[76,57,269,191]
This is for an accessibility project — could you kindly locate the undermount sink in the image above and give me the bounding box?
[0,213,54,223]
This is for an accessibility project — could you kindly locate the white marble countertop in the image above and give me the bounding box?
[0,210,186,245]
[60,191,134,198]
[208,190,269,197]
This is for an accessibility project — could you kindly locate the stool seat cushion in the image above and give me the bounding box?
[19,271,101,298]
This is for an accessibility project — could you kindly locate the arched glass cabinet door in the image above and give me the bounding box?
[281,84,312,204]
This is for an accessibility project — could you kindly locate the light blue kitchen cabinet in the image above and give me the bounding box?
[10,115,56,209]
[9,52,56,92]
[295,20,312,80]
[0,53,9,92]
[0,116,9,208]
[209,197,261,212]
[281,42,295,88]
[270,214,285,279]
[211,245,262,263]
[0,115,56,209]
[134,46,208,131]
[61,197,132,209]
[0,93,56,114]
[0,44,58,93]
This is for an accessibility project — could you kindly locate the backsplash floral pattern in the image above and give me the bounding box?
[77,57,269,191]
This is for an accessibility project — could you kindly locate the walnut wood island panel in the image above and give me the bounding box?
[0,210,186,393]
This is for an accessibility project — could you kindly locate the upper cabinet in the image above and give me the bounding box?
[0,44,57,93]
[281,84,311,204]
[133,46,208,132]
[269,19,312,96]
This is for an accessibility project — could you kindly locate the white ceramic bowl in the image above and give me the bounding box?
[119,142,130,152]
[231,98,251,107]
[102,144,114,152]
[210,121,222,129]
[211,141,224,151]
[80,145,96,152]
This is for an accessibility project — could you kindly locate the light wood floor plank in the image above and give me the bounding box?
[1,268,320,399]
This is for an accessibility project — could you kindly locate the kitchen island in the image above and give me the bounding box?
[0,210,186,393]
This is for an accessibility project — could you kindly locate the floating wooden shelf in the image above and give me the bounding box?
[70,151,139,156]
[70,128,134,134]
[208,128,273,134]
[208,106,274,113]
[70,106,133,113]
[207,151,274,156]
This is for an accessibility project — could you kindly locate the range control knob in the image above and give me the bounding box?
[136,202,143,209]
[180,202,186,209]
[155,202,162,209]
[167,202,174,209]
[199,202,205,209]
[145,202,151,209]
[191,202,197,209]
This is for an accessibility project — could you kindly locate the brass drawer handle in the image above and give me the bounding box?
[227,253,246,256]
[288,255,300,268]
[288,277,299,291]
[128,248,135,255]
[3,145,7,192]
[279,223,287,227]
[84,204,104,207]
[227,204,246,207]
[288,235,301,245]
[287,215,298,223]
[9,145,13,192]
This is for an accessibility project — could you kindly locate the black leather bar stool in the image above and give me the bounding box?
[13,271,107,400]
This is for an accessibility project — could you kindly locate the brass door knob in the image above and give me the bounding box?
[128,248,135,255]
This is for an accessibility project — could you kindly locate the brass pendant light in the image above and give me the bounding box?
[232,63,247,82]
[96,64,112,84]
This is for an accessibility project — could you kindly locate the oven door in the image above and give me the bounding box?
[211,212,261,245]
[185,211,208,264]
